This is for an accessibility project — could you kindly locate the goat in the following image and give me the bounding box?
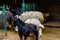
[13,18,38,40]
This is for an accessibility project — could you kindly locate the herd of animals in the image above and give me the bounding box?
[0,6,48,40]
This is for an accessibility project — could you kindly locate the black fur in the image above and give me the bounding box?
[14,18,38,40]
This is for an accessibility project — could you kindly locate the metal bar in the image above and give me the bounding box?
[2,4,7,35]
[22,3,26,12]
[0,6,3,8]
[33,4,35,11]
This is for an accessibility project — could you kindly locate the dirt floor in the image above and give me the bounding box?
[43,27,60,40]
[0,27,60,40]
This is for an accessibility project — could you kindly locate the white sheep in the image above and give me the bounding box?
[25,18,44,40]
[19,11,44,23]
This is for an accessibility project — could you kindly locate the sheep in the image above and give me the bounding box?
[19,11,44,23]
[25,18,44,40]
[13,15,38,40]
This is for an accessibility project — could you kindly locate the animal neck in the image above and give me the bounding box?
[15,18,25,27]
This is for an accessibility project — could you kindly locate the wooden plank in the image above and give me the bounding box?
[44,21,60,27]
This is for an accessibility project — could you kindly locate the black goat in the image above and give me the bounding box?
[13,18,38,40]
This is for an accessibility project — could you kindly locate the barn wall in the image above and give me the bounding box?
[46,5,60,21]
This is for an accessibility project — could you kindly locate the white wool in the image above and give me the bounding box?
[25,18,44,28]
[19,11,44,23]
